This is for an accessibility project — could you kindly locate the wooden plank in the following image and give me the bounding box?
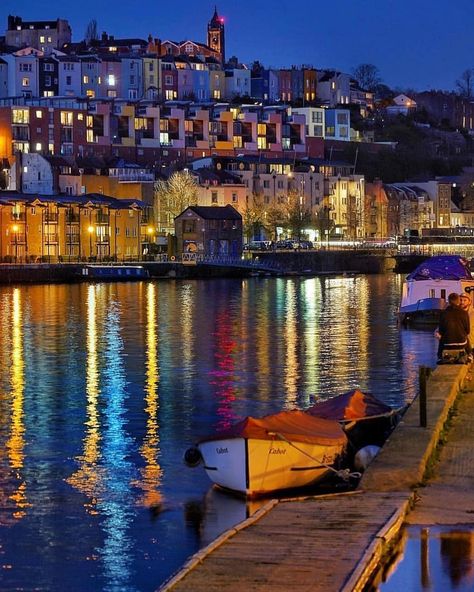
[160,492,408,592]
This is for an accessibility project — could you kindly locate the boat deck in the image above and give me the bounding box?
[162,490,409,592]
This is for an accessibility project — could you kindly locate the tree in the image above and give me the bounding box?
[242,192,268,242]
[85,19,99,44]
[285,190,312,243]
[154,171,198,233]
[455,69,474,99]
[315,206,335,242]
[352,63,382,91]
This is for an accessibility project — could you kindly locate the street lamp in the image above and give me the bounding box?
[12,223,18,263]
[88,225,94,261]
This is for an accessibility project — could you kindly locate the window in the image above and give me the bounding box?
[22,77,30,87]
[44,63,54,71]
[107,90,117,98]
[66,76,72,85]
[165,75,173,85]
[60,112,73,125]
[83,75,89,84]
[12,109,29,124]
[337,113,348,125]
[35,110,42,118]
[20,63,32,72]
[35,142,42,151]
[77,113,84,121]
[232,193,237,203]
[108,74,116,86]
[39,35,45,43]
[63,63,74,71]
[44,91,54,97]
[211,191,218,203]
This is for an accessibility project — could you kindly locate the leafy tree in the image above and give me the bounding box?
[85,19,99,44]
[154,171,198,233]
[352,63,382,91]
[455,69,474,99]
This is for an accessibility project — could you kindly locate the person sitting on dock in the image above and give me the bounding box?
[437,292,471,362]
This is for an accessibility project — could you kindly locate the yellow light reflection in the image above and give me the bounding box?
[5,289,30,519]
[66,285,105,513]
[133,283,163,508]
[283,281,299,405]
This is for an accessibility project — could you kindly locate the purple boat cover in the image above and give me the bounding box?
[407,256,472,281]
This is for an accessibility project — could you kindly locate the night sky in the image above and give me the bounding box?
[1,0,472,92]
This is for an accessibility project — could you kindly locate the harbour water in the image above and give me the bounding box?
[0,274,438,591]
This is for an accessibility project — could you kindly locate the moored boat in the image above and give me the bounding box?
[79,264,149,280]
[398,255,474,326]
[306,389,402,450]
[188,410,348,498]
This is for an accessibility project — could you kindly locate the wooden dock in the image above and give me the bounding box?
[163,491,409,592]
[159,363,471,592]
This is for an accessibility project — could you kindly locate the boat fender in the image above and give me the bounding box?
[184,447,202,467]
[354,445,381,472]
[170,256,176,261]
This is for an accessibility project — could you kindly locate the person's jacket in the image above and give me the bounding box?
[439,305,470,344]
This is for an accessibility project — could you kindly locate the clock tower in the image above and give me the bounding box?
[207,6,225,65]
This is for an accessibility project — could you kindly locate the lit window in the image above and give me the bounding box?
[83,75,89,84]
[22,77,29,87]
[60,112,73,125]
[43,91,54,97]
[23,166,28,172]
[108,74,116,86]
[86,90,95,98]
[36,110,42,118]
[39,35,45,43]
[12,109,29,124]
[35,142,42,151]
[48,143,54,153]
[109,46,117,52]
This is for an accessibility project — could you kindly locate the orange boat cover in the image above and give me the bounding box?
[306,389,392,421]
[198,410,347,447]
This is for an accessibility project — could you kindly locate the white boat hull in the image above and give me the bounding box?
[198,436,345,497]
[399,278,474,325]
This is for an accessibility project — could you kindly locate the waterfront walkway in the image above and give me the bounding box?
[159,363,472,592]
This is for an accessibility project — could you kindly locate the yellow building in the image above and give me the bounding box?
[0,192,153,262]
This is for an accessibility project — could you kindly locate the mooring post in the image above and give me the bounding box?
[419,366,430,427]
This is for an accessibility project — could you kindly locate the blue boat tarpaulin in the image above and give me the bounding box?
[407,256,472,281]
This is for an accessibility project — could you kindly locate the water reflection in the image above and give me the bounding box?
[375,526,474,591]
[133,282,163,508]
[0,289,30,523]
[0,276,439,591]
[67,285,104,511]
